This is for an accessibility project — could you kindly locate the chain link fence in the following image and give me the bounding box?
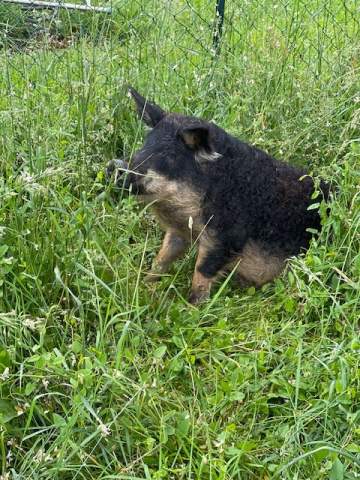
[166,0,359,79]
[0,0,359,164]
[1,1,358,64]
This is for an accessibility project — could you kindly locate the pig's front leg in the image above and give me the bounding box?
[189,241,230,305]
[144,229,189,282]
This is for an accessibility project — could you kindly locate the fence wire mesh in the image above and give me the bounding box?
[0,0,359,166]
[1,1,358,71]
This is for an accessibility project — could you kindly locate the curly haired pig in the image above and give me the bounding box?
[107,87,330,304]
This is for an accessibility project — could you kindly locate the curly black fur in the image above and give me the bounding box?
[109,87,330,286]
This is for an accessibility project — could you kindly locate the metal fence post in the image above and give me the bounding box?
[213,0,225,54]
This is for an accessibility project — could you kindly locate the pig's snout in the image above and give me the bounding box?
[105,158,129,185]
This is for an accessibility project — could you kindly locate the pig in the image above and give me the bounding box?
[106,87,330,304]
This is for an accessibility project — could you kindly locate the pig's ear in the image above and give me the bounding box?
[179,126,221,162]
[128,86,165,127]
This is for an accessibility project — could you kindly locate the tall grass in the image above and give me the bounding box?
[0,1,359,478]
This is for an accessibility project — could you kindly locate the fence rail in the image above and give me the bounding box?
[1,0,111,13]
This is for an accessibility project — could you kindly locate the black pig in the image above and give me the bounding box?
[108,87,330,304]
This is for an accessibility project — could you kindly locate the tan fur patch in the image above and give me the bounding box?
[141,169,203,238]
[233,241,286,287]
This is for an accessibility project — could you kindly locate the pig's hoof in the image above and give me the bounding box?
[188,290,209,305]
[144,272,162,283]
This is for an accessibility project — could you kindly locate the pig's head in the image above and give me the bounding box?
[107,87,223,200]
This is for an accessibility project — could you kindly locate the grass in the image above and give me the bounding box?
[0,1,359,478]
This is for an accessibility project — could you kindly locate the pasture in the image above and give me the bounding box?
[0,2,359,478]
